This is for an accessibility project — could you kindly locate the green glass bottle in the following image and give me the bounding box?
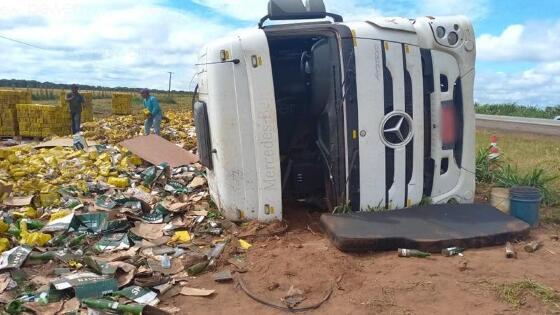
[398,248,431,258]
[187,261,209,276]
[48,234,68,247]
[28,251,56,262]
[82,298,144,315]
[68,234,87,247]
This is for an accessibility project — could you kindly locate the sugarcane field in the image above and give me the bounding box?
[1,1,560,314]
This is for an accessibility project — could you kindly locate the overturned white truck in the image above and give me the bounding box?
[194,0,476,221]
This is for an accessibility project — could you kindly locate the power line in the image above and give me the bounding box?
[0,34,50,51]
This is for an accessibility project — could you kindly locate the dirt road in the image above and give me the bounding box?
[164,209,560,315]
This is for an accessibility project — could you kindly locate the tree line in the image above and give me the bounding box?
[0,79,187,94]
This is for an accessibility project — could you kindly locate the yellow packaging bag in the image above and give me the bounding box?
[40,191,60,207]
[129,155,143,166]
[239,239,252,250]
[0,221,9,233]
[49,210,72,221]
[12,207,38,219]
[108,177,129,189]
[0,238,9,253]
[168,231,191,245]
[19,220,51,247]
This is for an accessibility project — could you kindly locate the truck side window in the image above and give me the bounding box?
[194,101,213,170]
[440,74,448,92]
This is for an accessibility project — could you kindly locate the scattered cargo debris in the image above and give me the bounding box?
[0,118,244,313]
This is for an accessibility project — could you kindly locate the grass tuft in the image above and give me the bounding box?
[494,165,559,207]
[496,279,560,310]
[476,146,498,184]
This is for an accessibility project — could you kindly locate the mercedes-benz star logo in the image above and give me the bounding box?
[380,112,414,148]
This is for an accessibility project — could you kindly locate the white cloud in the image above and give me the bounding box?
[0,0,558,106]
[476,61,560,105]
[192,0,268,22]
[0,0,233,90]
[477,21,560,62]
[191,0,385,23]
[192,0,488,23]
[416,0,489,20]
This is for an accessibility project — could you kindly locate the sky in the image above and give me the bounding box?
[0,0,559,105]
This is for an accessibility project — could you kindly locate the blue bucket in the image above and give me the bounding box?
[509,186,542,227]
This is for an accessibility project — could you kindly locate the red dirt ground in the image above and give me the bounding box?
[165,207,560,315]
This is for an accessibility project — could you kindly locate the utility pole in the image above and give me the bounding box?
[167,72,174,95]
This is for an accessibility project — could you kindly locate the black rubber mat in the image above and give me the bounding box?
[320,204,530,252]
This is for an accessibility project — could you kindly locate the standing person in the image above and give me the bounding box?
[65,84,85,134]
[140,89,163,135]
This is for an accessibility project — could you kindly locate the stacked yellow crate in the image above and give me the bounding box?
[112,93,132,115]
[60,90,94,123]
[55,91,74,136]
[16,104,57,137]
[81,91,94,122]
[0,109,18,136]
[0,90,32,136]
[51,108,72,136]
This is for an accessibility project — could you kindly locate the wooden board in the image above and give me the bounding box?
[119,135,199,168]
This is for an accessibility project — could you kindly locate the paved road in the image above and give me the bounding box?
[476,114,560,136]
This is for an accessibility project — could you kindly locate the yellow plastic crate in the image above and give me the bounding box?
[112,93,132,115]
[0,90,31,136]
[16,104,71,137]
[60,91,94,122]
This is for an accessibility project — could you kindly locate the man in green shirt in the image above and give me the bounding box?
[65,84,85,134]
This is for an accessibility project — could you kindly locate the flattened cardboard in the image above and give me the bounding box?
[119,135,199,168]
[50,272,118,300]
[130,223,165,240]
[0,246,31,270]
[42,213,75,233]
[179,287,215,297]
[3,195,33,207]
[0,182,12,195]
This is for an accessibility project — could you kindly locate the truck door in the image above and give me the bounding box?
[236,31,283,221]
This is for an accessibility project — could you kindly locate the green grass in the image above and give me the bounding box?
[476,103,560,119]
[476,130,560,184]
[494,165,559,206]
[496,279,560,310]
[475,146,495,184]
[476,131,560,206]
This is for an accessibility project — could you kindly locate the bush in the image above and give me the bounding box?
[475,145,559,206]
[157,95,177,105]
[494,165,559,207]
[476,146,498,183]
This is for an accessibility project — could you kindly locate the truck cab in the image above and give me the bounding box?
[194,0,476,221]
